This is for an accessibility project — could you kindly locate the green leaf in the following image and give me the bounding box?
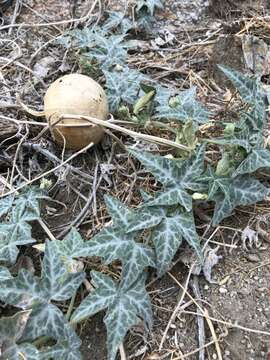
[0,241,85,343]
[76,228,155,289]
[71,271,152,360]
[85,33,127,70]
[41,324,82,360]
[136,0,164,16]
[218,65,266,131]
[104,68,145,112]
[129,145,206,211]
[218,65,262,104]
[14,186,46,220]
[133,90,155,115]
[103,11,133,34]
[104,195,135,229]
[0,195,14,218]
[53,227,85,271]
[0,212,35,265]
[155,87,209,124]
[0,266,11,281]
[210,175,269,225]
[233,149,270,176]
[0,311,40,360]
[105,195,162,233]
[151,210,201,276]
[69,27,99,48]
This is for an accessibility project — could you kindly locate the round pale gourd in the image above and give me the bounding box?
[44,74,108,150]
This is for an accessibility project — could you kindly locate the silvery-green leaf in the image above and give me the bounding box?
[14,186,46,220]
[104,68,145,112]
[151,215,183,276]
[104,195,135,228]
[233,149,270,176]
[155,85,175,106]
[218,65,262,104]
[0,310,31,342]
[145,187,193,210]
[242,100,266,131]
[155,87,209,124]
[136,0,164,16]
[76,228,155,288]
[129,148,179,186]
[129,145,206,210]
[0,241,84,339]
[0,266,11,280]
[18,344,40,360]
[22,304,69,341]
[126,208,163,233]
[0,232,19,265]
[105,194,161,234]
[41,241,85,302]
[0,217,35,264]
[151,210,201,276]
[85,34,127,70]
[70,27,96,48]
[0,311,39,360]
[40,324,82,360]
[105,274,152,360]
[103,11,133,34]
[71,271,117,323]
[0,195,14,218]
[72,271,152,360]
[219,66,266,132]
[212,175,269,225]
[53,227,84,269]
[176,144,206,191]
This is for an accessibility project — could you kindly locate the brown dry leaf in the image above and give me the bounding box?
[242,35,270,76]
[223,88,232,102]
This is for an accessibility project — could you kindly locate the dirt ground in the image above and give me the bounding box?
[1,0,270,359]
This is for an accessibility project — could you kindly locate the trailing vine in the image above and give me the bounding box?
[1,1,270,359]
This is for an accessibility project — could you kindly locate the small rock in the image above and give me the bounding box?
[246,253,260,262]
[219,287,227,294]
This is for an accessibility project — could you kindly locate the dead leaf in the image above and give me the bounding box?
[33,56,55,78]
[241,225,261,251]
[242,35,270,76]
[203,246,222,283]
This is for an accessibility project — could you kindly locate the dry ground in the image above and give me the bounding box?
[1,0,270,359]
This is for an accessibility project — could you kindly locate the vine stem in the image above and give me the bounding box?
[59,114,190,151]
[66,292,77,321]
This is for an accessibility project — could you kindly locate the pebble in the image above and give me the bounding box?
[212,353,217,359]
[219,287,227,294]
[246,253,260,262]
[204,284,209,290]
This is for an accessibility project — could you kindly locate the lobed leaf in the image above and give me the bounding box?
[129,145,206,211]
[0,241,84,346]
[155,87,209,124]
[104,68,145,112]
[76,228,155,289]
[72,271,152,360]
[85,33,127,70]
[0,311,40,360]
[233,149,270,176]
[211,175,269,225]
[136,0,164,16]
[0,195,14,218]
[218,65,262,104]
[103,11,133,34]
